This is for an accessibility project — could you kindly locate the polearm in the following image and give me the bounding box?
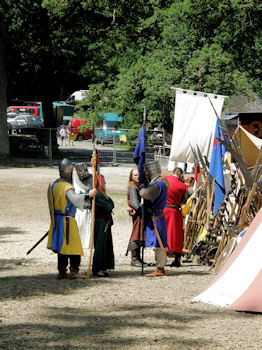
[87,123,97,280]
[141,106,146,276]
[26,232,48,255]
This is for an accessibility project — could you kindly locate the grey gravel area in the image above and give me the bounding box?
[0,166,261,350]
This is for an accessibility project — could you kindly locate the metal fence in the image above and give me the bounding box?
[10,126,173,168]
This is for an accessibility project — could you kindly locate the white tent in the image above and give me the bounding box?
[170,88,227,163]
[193,208,262,312]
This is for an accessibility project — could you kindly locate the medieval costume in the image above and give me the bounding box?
[47,158,89,279]
[73,162,93,249]
[163,168,188,267]
[127,167,144,267]
[140,174,169,277]
[92,179,115,277]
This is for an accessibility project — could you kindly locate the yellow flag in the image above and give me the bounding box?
[198,228,208,242]
[182,198,192,217]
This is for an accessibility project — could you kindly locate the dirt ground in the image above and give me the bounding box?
[0,165,261,350]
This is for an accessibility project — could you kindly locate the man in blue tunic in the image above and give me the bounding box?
[139,163,169,277]
[47,158,96,279]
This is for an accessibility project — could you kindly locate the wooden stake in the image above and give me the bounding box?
[209,230,227,271]
[87,134,97,280]
[238,182,258,233]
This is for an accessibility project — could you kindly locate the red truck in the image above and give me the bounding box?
[69,118,93,141]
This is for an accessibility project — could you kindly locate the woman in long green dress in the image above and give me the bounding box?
[92,175,115,277]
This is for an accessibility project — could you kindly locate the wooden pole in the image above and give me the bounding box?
[207,178,215,222]
[152,216,167,258]
[209,229,227,271]
[87,125,97,280]
[141,106,146,276]
[238,182,258,233]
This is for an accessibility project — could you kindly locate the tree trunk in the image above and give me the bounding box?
[0,18,10,159]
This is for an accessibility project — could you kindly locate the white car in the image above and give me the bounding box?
[7,114,33,128]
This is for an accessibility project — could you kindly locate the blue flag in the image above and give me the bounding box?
[133,125,146,185]
[209,119,227,216]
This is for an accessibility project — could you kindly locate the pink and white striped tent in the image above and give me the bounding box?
[193,208,262,312]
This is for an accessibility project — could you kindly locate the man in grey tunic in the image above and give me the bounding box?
[73,162,94,249]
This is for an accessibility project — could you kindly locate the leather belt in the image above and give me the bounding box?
[152,213,164,222]
[54,211,75,217]
[165,204,181,211]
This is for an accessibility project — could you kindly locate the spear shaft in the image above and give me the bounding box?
[87,124,96,280]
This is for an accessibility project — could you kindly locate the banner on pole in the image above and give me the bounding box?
[170,88,227,163]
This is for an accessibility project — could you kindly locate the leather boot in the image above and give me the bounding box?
[170,253,181,268]
[145,267,165,277]
[57,268,68,279]
[69,267,86,279]
[131,249,142,267]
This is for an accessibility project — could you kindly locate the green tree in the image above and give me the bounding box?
[109,0,262,129]
[1,0,262,140]
[75,84,109,129]
[0,14,9,158]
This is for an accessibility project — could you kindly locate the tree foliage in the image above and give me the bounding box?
[74,84,108,128]
[1,0,262,135]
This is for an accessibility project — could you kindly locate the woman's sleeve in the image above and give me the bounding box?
[129,185,140,210]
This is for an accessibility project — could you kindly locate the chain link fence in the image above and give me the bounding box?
[10,126,172,168]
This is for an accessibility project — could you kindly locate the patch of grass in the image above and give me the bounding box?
[115,143,131,150]
[109,192,130,222]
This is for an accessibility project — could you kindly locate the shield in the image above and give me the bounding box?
[47,183,55,228]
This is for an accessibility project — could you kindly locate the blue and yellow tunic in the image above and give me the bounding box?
[145,180,168,249]
[47,180,84,256]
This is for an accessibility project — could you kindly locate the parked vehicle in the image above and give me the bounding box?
[7,114,30,128]
[25,116,43,128]
[9,134,45,158]
[6,106,40,117]
[6,112,17,119]
[66,90,89,105]
[69,118,93,141]
[7,114,43,129]
[23,101,43,119]
[95,113,126,145]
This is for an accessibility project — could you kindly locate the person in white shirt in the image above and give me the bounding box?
[60,126,67,146]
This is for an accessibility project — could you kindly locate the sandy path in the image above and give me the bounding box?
[0,166,261,350]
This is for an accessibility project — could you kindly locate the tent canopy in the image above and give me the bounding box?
[234,126,262,168]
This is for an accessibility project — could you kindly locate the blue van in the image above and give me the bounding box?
[95,113,126,145]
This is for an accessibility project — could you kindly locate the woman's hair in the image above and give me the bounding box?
[186,176,194,184]
[128,167,138,187]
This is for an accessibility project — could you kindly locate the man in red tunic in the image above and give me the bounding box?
[163,167,188,267]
